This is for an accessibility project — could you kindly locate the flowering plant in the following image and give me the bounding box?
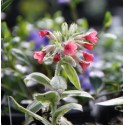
[10,22,99,125]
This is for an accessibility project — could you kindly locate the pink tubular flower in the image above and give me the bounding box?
[83,43,94,50]
[82,51,94,62]
[82,31,98,43]
[53,53,60,62]
[39,30,50,37]
[33,51,46,64]
[64,41,77,56]
[79,61,90,72]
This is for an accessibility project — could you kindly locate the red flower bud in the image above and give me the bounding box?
[82,51,94,62]
[33,51,46,64]
[82,31,98,43]
[39,30,50,38]
[79,61,90,72]
[83,43,94,50]
[53,53,60,62]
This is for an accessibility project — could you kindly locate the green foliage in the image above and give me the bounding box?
[34,91,60,105]
[1,22,11,42]
[34,91,60,114]
[52,103,83,125]
[59,117,73,125]
[25,101,44,124]
[62,63,81,90]
[103,11,112,29]
[9,97,51,125]
[50,76,67,93]
[15,16,29,40]
[11,48,30,65]
[96,97,123,106]
[24,72,51,88]
[61,90,94,100]
[77,18,88,30]
[1,10,122,124]
[1,0,13,11]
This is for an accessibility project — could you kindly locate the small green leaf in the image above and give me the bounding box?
[61,90,94,99]
[62,63,81,90]
[77,18,88,29]
[52,103,83,124]
[9,96,51,125]
[50,76,67,94]
[103,11,112,28]
[16,16,29,40]
[11,48,30,65]
[1,0,13,11]
[26,100,43,113]
[24,72,51,88]
[34,91,60,104]
[34,91,60,113]
[25,100,43,120]
[1,22,11,42]
[96,97,123,106]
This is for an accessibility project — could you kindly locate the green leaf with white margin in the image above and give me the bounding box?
[24,72,51,88]
[9,96,51,125]
[59,117,73,125]
[103,11,112,28]
[11,48,30,65]
[34,91,60,113]
[62,63,81,90]
[96,97,123,106]
[61,90,94,100]
[52,103,83,125]
[25,100,44,124]
[50,76,67,94]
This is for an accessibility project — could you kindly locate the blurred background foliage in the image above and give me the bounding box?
[1,0,123,124]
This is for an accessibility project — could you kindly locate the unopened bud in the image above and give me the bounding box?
[53,53,60,62]
[48,32,57,41]
[61,22,68,36]
[39,30,57,41]
[69,23,78,35]
[53,31,62,42]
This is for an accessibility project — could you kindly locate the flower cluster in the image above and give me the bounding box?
[33,23,98,72]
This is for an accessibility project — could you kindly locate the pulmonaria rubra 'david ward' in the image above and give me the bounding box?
[82,31,98,43]
[79,61,90,72]
[83,43,94,50]
[82,51,94,62]
[64,41,77,56]
[39,30,50,37]
[33,23,99,72]
[33,51,46,64]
